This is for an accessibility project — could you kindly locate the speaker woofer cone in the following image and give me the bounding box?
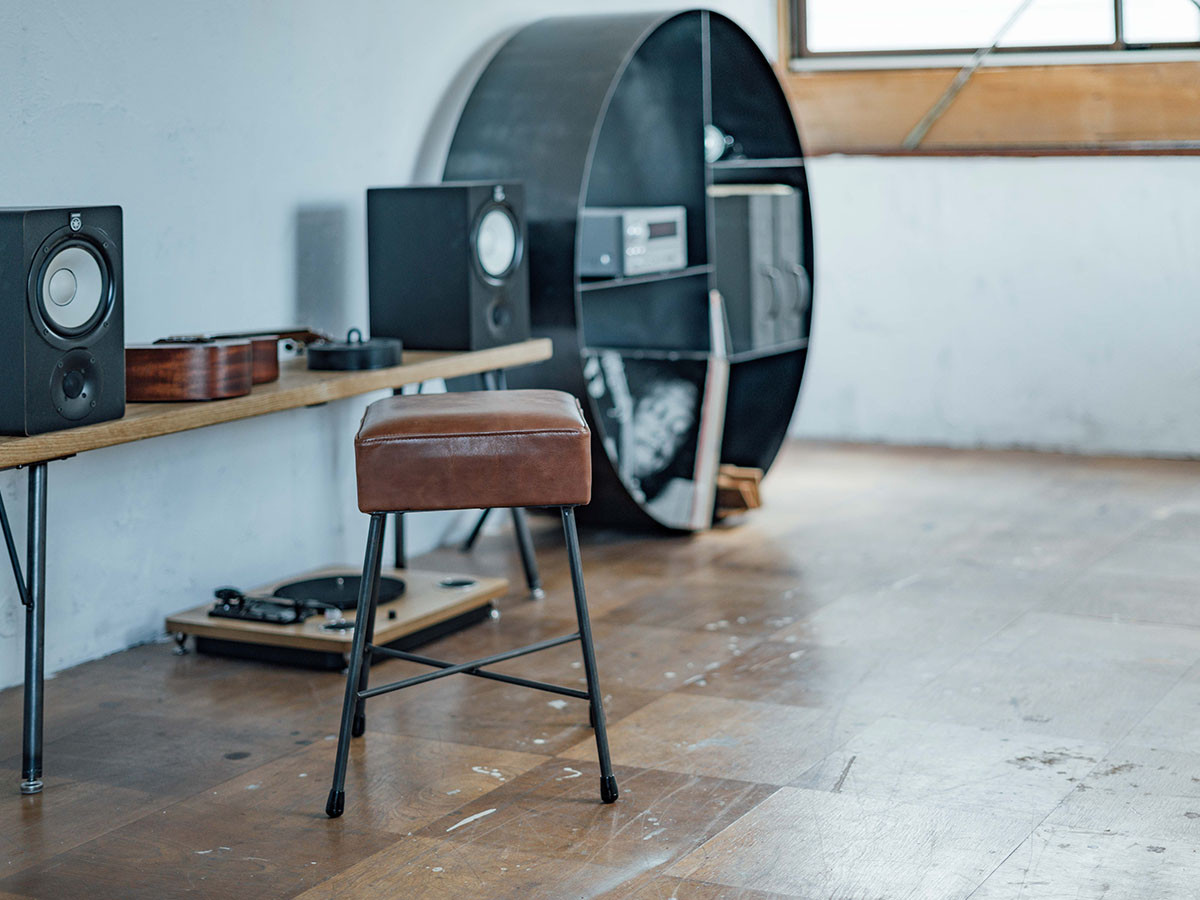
[35,239,111,338]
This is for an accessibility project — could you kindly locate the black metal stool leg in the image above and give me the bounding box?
[560,506,618,804]
[326,512,387,819]
[352,514,386,737]
[351,557,383,738]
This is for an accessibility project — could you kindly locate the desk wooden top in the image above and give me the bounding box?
[0,338,552,469]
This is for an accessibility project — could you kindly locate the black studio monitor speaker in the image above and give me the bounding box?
[367,182,530,351]
[0,206,124,435]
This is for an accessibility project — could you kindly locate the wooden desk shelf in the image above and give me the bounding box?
[0,339,552,469]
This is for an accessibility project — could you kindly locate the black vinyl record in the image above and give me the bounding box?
[273,574,406,611]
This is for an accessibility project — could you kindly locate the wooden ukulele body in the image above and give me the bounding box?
[125,341,254,402]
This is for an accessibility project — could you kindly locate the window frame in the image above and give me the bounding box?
[789,0,1200,61]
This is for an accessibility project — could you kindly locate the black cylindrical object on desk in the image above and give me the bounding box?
[306,329,403,371]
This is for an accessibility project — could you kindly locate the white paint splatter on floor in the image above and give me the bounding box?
[445,808,497,832]
[548,699,568,710]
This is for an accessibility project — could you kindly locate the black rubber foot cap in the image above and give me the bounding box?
[326,789,345,818]
[352,713,366,738]
[600,774,619,804]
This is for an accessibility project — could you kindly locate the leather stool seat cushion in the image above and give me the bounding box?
[355,390,591,513]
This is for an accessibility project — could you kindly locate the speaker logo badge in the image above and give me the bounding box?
[69,213,82,232]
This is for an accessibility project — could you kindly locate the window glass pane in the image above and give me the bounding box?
[805,0,1114,52]
[1001,0,1116,45]
[1123,0,1200,43]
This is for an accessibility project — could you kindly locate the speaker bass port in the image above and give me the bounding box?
[487,297,512,334]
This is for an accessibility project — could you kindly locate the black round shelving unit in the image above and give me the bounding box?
[446,9,813,530]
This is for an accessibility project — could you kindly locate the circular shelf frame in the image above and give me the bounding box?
[446,9,813,530]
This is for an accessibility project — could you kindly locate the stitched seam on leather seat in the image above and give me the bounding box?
[357,428,586,444]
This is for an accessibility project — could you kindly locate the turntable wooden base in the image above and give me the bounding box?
[165,566,506,668]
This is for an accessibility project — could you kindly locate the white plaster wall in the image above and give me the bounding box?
[795,155,1200,456]
[0,0,777,689]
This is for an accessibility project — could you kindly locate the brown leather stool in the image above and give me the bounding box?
[325,389,617,818]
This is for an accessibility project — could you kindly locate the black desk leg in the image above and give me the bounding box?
[476,369,543,599]
[393,512,405,570]
[391,387,407,570]
[459,507,491,552]
[22,462,47,795]
[509,507,543,599]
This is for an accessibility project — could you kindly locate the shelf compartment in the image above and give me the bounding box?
[728,338,809,364]
[583,15,709,270]
[708,16,805,161]
[583,346,714,362]
[720,347,808,474]
[578,264,713,292]
[580,271,712,353]
[710,165,808,188]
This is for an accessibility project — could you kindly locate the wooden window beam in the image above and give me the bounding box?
[776,3,1200,155]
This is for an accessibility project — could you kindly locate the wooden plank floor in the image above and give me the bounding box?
[5,439,1200,898]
